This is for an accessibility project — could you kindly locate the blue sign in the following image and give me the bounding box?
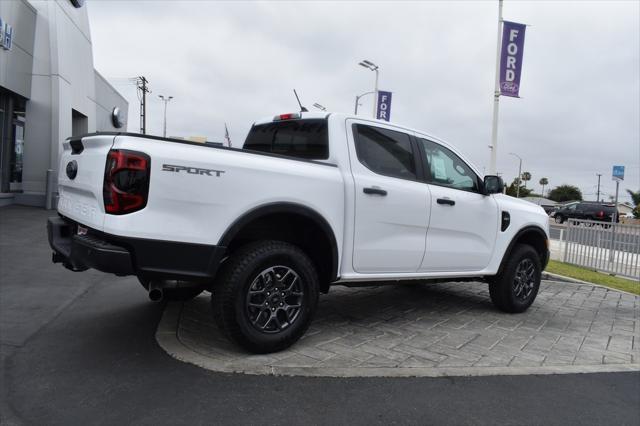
[376,91,392,122]
[612,165,625,181]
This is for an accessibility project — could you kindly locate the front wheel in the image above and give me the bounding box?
[489,244,541,313]
[212,240,319,354]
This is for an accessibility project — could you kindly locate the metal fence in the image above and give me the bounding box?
[562,219,640,280]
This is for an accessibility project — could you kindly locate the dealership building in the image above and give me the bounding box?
[0,0,128,207]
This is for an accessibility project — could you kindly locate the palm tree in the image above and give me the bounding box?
[521,172,532,188]
[539,177,548,198]
[627,189,640,205]
[627,189,640,218]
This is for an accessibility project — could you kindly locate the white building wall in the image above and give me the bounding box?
[16,0,128,205]
[0,0,36,98]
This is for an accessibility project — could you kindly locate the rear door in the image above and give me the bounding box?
[57,134,114,230]
[416,138,499,272]
[348,121,430,273]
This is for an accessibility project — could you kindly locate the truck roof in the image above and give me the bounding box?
[251,111,478,175]
[252,111,446,147]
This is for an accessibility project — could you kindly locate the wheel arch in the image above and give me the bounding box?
[218,202,340,291]
[496,225,549,276]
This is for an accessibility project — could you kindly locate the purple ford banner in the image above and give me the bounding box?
[499,20,526,97]
[376,91,392,121]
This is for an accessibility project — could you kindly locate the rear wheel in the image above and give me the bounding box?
[489,244,541,313]
[212,240,319,354]
[554,215,564,224]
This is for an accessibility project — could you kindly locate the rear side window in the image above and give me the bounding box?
[353,124,417,180]
[244,119,328,160]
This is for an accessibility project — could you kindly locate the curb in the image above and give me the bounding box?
[155,300,640,379]
[542,272,639,297]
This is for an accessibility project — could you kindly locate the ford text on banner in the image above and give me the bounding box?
[376,91,392,121]
[499,21,526,97]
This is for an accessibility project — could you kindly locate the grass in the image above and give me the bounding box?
[545,260,640,295]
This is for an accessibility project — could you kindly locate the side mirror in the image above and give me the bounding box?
[484,175,504,195]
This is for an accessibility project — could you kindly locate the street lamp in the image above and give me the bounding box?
[354,91,375,115]
[313,103,327,111]
[358,60,379,118]
[509,152,523,198]
[158,95,173,138]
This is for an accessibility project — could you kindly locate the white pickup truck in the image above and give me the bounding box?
[48,112,549,353]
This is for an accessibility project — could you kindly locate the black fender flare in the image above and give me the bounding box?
[496,225,549,276]
[218,202,340,282]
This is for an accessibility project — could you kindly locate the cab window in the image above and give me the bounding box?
[418,138,480,192]
[353,124,417,181]
[244,119,328,160]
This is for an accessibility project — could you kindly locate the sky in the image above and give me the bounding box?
[88,0,640,204]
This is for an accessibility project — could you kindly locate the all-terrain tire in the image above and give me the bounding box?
[211,240,319,354]
[489,244,541,313]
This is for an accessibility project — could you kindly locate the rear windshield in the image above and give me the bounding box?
[243,119,329,160]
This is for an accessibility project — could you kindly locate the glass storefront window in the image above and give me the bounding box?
[0,90,27,193]
[10,118,25,189]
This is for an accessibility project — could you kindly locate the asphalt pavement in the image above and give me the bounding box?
[2,206,639,425]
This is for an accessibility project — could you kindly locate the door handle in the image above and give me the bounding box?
[437,198,455,206]
[363,187,387,196]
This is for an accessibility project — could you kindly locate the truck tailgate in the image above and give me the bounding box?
[57,134,115,230]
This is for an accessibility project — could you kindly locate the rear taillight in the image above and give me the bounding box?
[103,149,150,215]
[273,113,301,121]
[598,210,604,218]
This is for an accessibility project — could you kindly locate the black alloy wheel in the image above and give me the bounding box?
[245,266,304,333]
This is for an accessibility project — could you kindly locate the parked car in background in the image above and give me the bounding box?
[553,202,618,224]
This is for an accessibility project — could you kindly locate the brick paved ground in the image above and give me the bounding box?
[167,280,639,375]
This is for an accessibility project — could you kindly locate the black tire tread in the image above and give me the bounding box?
[211,240,319,353]
[489,243,541,313]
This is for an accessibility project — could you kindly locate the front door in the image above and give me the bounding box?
[348,122,430,273]
[416,138,499,272]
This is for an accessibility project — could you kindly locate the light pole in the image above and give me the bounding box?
[489,0,504,174]
[358,60,379,118]
[312,103,327,111]
[509,152,523,198]
[354,91,375,115]
[158,95,173,138]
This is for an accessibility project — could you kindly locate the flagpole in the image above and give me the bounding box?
[489,0,503,175]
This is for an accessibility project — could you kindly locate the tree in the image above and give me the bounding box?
[626,189,640,205]
[506,178,533,198]
[548,185,583,203]
[521,172,532,188]
[626,189,640,218]
[539,177,549,198]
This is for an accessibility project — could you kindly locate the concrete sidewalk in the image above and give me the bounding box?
[159,280,639,377]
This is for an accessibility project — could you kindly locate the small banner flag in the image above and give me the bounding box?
[499,20,526,97]
[376,91,392,121]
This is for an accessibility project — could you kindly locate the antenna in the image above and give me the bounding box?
[293,89,308,112]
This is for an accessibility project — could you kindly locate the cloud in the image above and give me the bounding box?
[88,0,639,202]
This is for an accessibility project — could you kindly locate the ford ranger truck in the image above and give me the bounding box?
[48,112,550,353]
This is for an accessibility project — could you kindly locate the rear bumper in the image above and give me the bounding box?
[47,216,226,280]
